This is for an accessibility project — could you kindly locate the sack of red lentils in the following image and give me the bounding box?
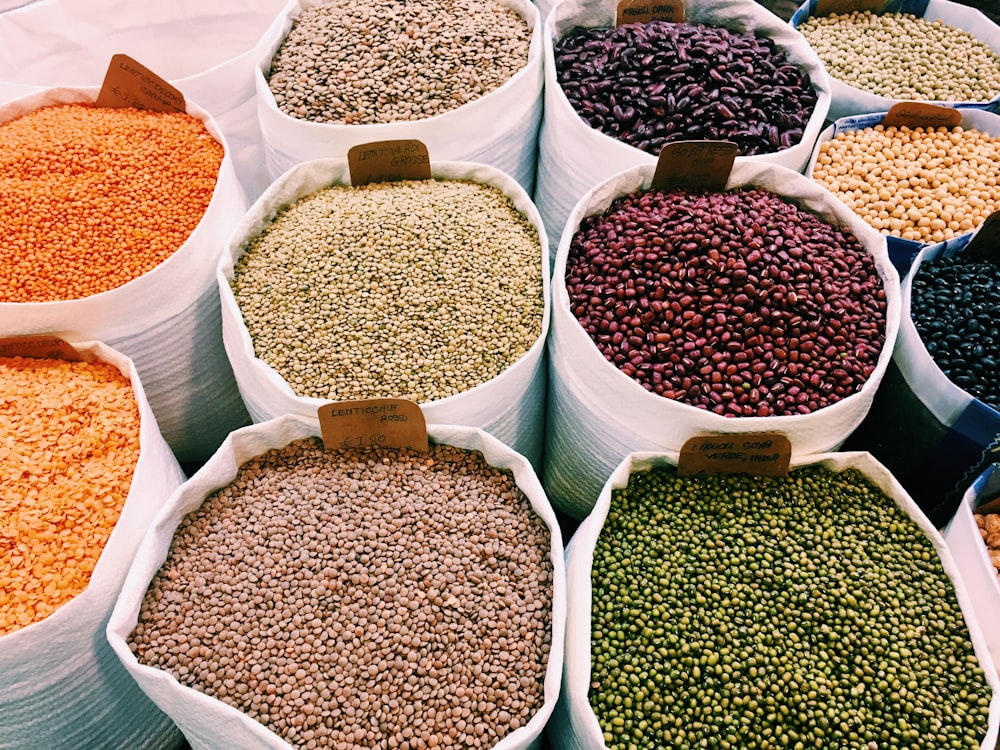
[108,415,566,750]
[545,159,900,518]
[255,0,543,193]
[1,340,186,749]
[0,86,252,466]
[792,0,1000,121]
[218,157,550,471]
[534,0,832,258]
[549,449,1000,748]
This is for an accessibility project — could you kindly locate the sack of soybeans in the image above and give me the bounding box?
[549,449,1000,748]
[0,339,186,749]
[107,415,566,750]
[218,156,549,470]
[534,0,831,258]
[255,0,543,193]
[0,86,251,466]
[545,159,900,518]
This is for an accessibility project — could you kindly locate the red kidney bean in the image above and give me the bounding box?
[565,188,887,417]
[554,21,818,157]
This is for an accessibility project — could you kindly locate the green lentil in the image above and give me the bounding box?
[589,464,992,750]
[230,178,544,403]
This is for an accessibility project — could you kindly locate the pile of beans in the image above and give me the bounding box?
[0,103,223,302]
[798,11,1000,103]
[975,511,1000,573]
[0,356,140,635]
[589,463,992,749]
[266,0,530,124]
[565,187,887,417]
[909,250,1000,410]
[811,125,1000,244]
[553,21,818,156]
[130,439,554,749]
[231,178,544,403]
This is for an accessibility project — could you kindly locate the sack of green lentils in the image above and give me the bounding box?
[255,0,544,194]
[534,0,832,259]
[1,340,187,750]
[0,86,252,466]
[218,157,550,471]
[791,0,1000,121]
[549,449,1000,748]
[107,415,566,750]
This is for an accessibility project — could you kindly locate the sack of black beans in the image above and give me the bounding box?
[545,159,900,518]
[218,157,550,471]
[534,0,832,258]
[107,414,566,750]
[792,0,1000,121]
[1,339,186,749]
[254,0,543,194]
[549,449,1000,748]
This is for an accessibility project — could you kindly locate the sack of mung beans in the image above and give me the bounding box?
[107,414,566,750]
[0,86,252,466]
[255,0,543,194]
[218,157,550,471]
[549,449,1000,749]
[792,0,1000,121]
[1,339,186,750]
[545,159,900,518]
[534,0,832,258]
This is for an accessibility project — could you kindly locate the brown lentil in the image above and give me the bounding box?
[129,439,554,750]
[0,356,140,635]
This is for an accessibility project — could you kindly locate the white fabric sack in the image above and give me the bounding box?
[218,158,551,471]
[545,160,900,518]
[0,341,187,750]
[791,0,1000,121]
[551,449,1000,748]
[255,0,544,194]
[0,87,251,466]
[0,0,289,201]
[535,0,832,258]
[107,415,567,750]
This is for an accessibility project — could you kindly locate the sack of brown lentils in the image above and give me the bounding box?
[545,159,900,518]
[218,157,550,471]
[792,0,1000,121]
[549,449,1000,748]
[107,414,566,750]
[1,340,187,749]
[254,0,544,194]
[534,0,832,259]
[0,86,252,466]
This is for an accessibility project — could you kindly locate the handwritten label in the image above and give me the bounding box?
[652,140,737,191]
[96,54,185,113]
[0,335,82,361]
[318,398,429,453]
[962,210,1000,264]
[677,432,792,477]
[815,0,884,16]
[616,0,684,24]
[348,140,432,185]
[881,102,963,130]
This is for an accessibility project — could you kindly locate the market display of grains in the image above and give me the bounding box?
[564,186,887,417]
[975,512,1000,574]
[0,356,140,635]
[0,103,223,302]
[129,439,554,749]
[230,178,544,403]
[266,0,531,124]
[589,463,993,749]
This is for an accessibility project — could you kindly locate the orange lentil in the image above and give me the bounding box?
[0,355,141,635]
[0,103,224,302]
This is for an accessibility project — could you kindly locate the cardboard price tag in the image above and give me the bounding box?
[96,54,185,113]
[617,0,684,25]
[881,102,962,130]
[961,211,1000,264]
[348,140,432,186]
[677,432,791,477]
[0,335,82,361]
[815,0,884,16]
[652,140,737,192]
[318,398,429,453]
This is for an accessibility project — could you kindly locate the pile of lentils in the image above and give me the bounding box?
[231,178,544,403]
[266,0,530,124]
[553,21,818,156]
[565,187,887,417]
[589,463,993,750]
[908,250,1000,410]
[129,439,554,749]
[798,11,1000,103]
